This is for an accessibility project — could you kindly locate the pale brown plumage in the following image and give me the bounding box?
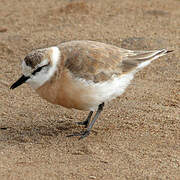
[10,40,173,139]
[56,41,168,82]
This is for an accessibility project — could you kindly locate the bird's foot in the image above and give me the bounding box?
[67,130,90,140]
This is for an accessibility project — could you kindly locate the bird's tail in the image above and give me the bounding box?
[121,49,173,73]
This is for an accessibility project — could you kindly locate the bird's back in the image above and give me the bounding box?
[58,40,168,83]
[58,40,128,83]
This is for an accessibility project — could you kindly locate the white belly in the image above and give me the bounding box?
[78,71,135,111]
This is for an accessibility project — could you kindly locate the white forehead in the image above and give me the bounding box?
[22,59,49,75]
[22,60,32,76]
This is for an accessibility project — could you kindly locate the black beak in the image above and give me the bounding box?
[10,75,30,89]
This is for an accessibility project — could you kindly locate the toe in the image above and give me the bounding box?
[79,130,90,140]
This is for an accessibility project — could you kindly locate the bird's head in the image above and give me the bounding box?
[10,46,60,90]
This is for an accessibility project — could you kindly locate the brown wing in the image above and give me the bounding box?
[58,40,167,83]
[59,40,127,83]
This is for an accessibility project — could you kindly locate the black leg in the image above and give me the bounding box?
[67,102,105,139]
[79,102,104,139]
[76,111,93,128]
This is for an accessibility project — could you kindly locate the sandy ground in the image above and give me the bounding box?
[0,0,180,179]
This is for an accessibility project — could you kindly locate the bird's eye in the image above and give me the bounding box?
[32,65,48,75]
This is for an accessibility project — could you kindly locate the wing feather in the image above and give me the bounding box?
[58,41,168,82]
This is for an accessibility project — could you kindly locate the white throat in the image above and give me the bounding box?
[26,46,61,89]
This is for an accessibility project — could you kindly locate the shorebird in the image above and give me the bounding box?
[10,40,172,139]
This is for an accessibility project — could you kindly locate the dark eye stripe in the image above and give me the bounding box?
[32,65,48,75]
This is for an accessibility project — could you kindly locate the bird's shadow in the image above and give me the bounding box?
[0,121,81,144]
